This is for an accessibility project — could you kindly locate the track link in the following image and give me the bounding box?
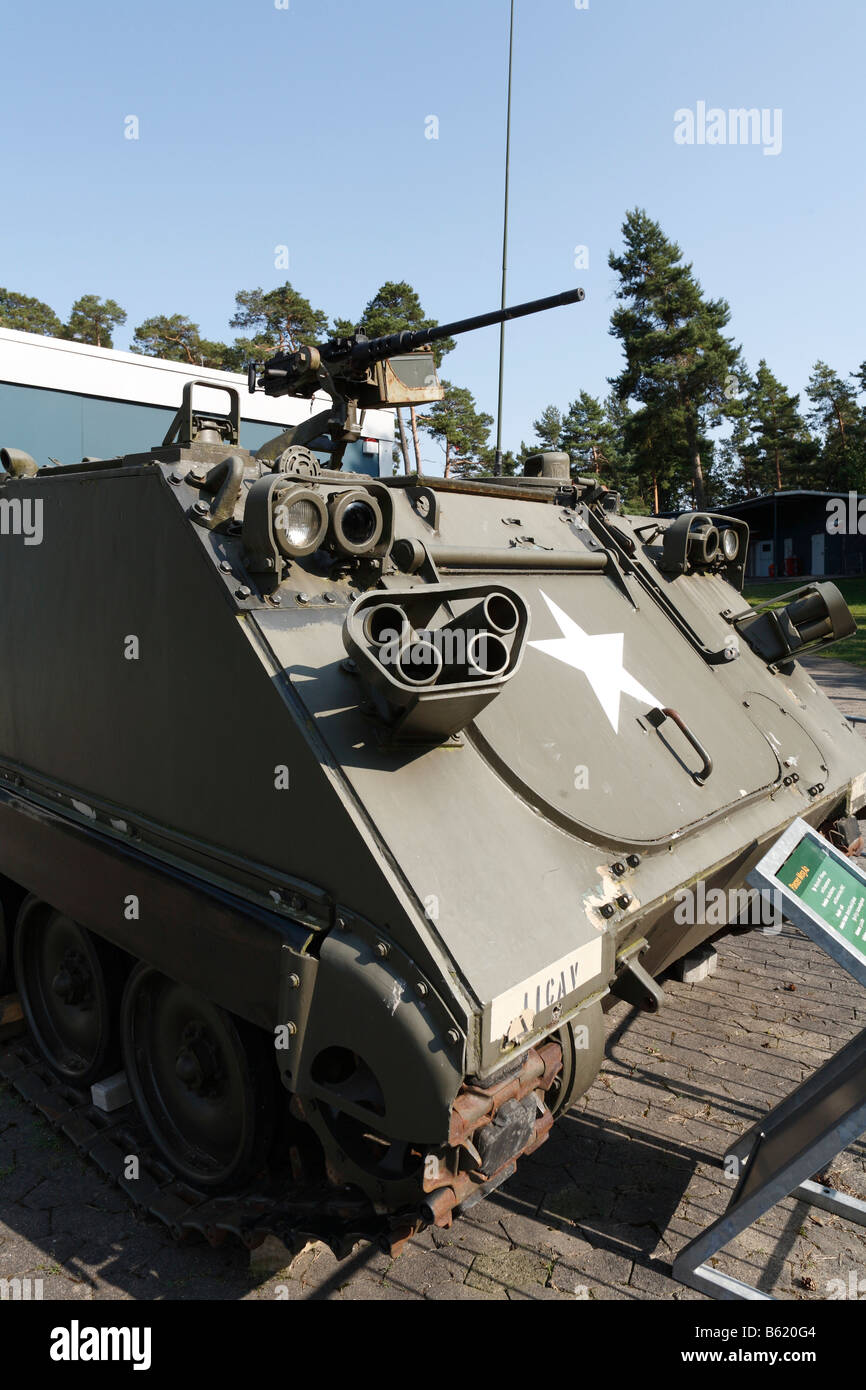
[0,1033,394,1260]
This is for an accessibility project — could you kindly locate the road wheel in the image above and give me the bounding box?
[121,963,275,1189]
[13,897,121,1087]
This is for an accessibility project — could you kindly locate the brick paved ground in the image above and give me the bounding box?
[2,660,866,1302]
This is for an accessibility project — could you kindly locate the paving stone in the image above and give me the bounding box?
[550,1244,634,1297]
[628,1260,706,1300]
[383,1244,470,1295]
[345,1273,424,1301]
[494,1206,575,1255]
[506,1280,576,1300]
[427,1220,513,1260]
[538,1182,616,1225]
[404,1279,500,1301]
[426,1227,477,1263]
[464,1245,553,1297]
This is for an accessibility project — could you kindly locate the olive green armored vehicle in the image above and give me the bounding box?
[1,288,864,1250]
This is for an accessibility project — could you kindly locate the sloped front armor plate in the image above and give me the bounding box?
[472,575,781,845]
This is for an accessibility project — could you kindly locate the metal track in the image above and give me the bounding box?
[0,1033,395,1260]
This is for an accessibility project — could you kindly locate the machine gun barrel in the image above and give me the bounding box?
[338,286,585,370]
[252,286,585,399]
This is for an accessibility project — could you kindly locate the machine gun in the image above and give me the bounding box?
[248,287,585,467]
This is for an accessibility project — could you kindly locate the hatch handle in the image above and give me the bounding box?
[646,707,714,786]
[191,455,245,531]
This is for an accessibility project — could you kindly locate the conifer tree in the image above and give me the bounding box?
[741,360,811,492]
[230,283,328,355]
[355,282,455,474]
[608,209,740,508]
[0,288,62,336]
[421,381,492,478]
[130,314,228,368]
[64,295,127,349]
[806,361,864,490]
[560,391,630,483]
[531,405,564,451]
[599,391,637,499]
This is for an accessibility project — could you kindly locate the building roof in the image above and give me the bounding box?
[724,490,852,509]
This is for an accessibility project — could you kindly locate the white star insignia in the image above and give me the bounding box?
[528,591,660,734]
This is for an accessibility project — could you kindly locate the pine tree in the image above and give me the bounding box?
[600,391,637,500]
[63,295,127,349]
[0,288,62,336]
[531,405,563,451]
[715,409,754,500]
[713,428,748,507]
[806,361,864,490]
[355,282,455,474]
[740,360,811,492]
[560,391,632,484]
[619,404,683,514]
[230,283,328,356]
[608,209,740,509]
[420,381,492,478]
[130,314,228,368]
[219,338,258,373]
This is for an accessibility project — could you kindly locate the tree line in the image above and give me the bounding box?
[0,280,476,476]
[3,210,864,507]
[528,210,866,511]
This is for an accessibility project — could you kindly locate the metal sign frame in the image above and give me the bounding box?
[673,818,866,1300]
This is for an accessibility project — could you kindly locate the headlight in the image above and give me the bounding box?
[328,491,384,557]
[273,486,328,558]
[687,523,719,566]
[721,528,740,561]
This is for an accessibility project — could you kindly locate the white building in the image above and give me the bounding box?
[0,327,395,474]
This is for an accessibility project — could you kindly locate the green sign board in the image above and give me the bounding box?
[749,816,866,987]
[778,836,866,961]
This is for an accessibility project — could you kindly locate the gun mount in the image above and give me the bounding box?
[249,287,585,466]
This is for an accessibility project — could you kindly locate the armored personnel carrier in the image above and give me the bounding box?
[1,288,864,1251]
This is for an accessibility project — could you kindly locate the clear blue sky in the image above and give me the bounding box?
[2,0,864,472]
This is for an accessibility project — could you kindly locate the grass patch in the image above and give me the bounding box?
[743,578,866,670]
